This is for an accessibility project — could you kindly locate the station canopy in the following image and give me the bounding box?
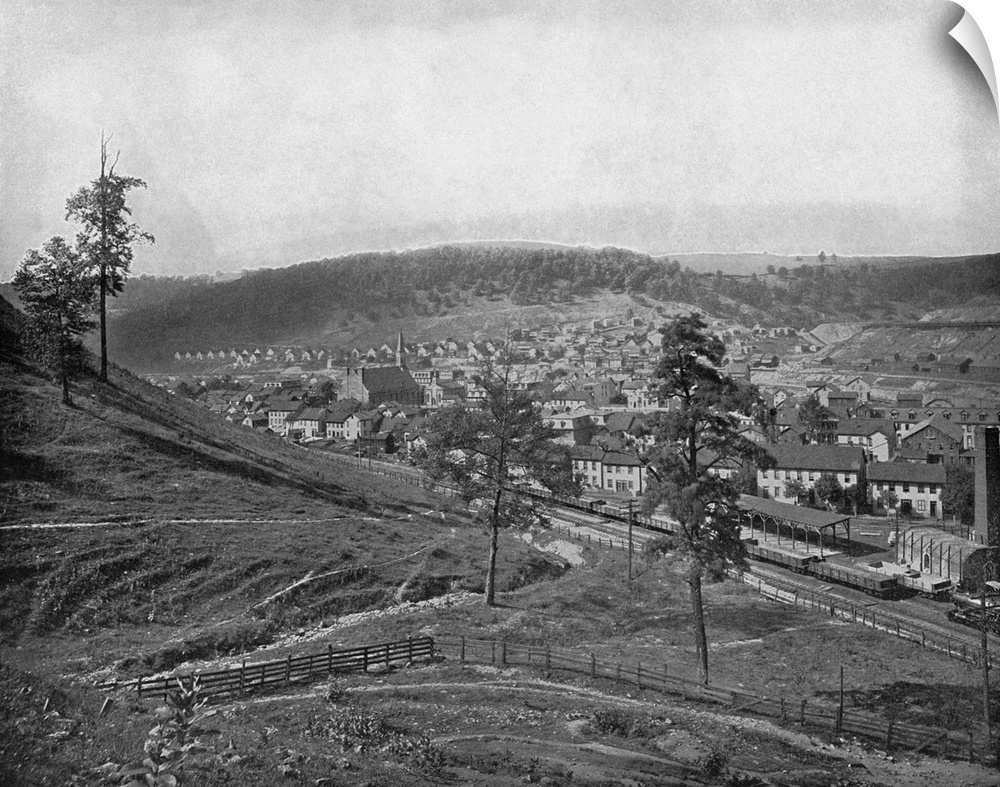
[737,495,850,530]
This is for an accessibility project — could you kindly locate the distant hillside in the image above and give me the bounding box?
[8,244,990,370]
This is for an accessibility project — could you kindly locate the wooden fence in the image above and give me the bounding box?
[543,520,993,671]
[435,635,996,765]
[102,636,435,699]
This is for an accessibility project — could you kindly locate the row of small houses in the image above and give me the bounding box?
[569,441,952,519]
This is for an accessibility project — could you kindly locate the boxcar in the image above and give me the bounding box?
[808,561,899,598]
[745,541,818,574]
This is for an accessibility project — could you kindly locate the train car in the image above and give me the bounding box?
[745,541,819,574]
[868,562,953,600]
[898,572,953,600]
[807,560,900,599]
[948,585,1000,635]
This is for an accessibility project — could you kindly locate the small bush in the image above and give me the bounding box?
[591,708,651,739]
[700,748,729,778]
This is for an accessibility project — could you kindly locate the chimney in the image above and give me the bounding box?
[973,426,1000,547]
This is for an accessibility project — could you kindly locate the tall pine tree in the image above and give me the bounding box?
[643,313,772,684]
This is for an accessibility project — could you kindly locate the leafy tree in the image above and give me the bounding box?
[418,352,578,606]
[842,483,860,515]
[818,250,826,264]
[766,264,776,275]
[65,135,154,381]
[642,313,772,684]
[783,479,807,503]
[812,473,843,509]
[797,394,827,444]
[942,464,975,524]
[13,237,96,405]
[877,489,899,515]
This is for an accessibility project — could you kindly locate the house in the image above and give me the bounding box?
[340,365,421,406]
[825,390,859,416]
[841,375,873,401]
[265,402,300,435]
[622,380,660,411]
[570,446,647,496]
[544,411,597,446]
[868,462,946,519]
[241,413,269,430]
[288,407,326,439]
[757,444,866,504]
[898,415,969,465]
[323,400,362,439]
[834,419,896,463]
[547,390,596,410]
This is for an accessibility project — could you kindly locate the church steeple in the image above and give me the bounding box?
[396,330,405,368]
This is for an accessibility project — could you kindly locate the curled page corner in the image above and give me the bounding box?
[950,3,999,120]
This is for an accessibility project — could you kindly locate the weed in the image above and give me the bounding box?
[591,707,652,739]
[104,677,221,787]
[699,748,729,779]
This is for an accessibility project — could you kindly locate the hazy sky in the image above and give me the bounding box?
[1,0,998,279]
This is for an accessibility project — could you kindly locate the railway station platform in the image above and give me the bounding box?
[737,495,851,559]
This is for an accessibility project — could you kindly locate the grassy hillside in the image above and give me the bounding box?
[0,314,566,675]
[4,297,1000,786]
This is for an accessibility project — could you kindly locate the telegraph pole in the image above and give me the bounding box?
[627,498,635,581]
[980,570,993,754]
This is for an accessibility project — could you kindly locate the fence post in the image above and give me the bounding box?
[363,647,369,673]
[408,635,414,663]
[460,636,466,663]
[780,698,786,721]
[240,659,246,696]
[800,699,807,726]
[286,654,292,684]
[137,675,143,699]
[885,719,893,752]
[385,643,390,668]
[546,646,551,676]
[491,641,496,665]
[637,661,642,690]
[591,653,596,678]
[921,631,925,648]
[616,663,621,684]
[501,641,507,666]
[328,644,333,673]
[969,731,974,763]
[947,638,951,658]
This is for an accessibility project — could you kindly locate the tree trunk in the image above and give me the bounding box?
[485,483,503,606]
[688,564,709,684]
[99,261,107,382]
[485,516,499,607]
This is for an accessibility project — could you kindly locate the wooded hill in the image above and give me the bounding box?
[29,244,997,369]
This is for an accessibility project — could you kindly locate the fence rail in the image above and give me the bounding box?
[435,635,996,765]
[100,636,435,699]
[543,520,993,671]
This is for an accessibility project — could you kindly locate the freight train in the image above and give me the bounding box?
[743,540,903,599]
[523,486,1000,636]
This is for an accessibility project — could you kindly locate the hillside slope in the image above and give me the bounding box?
[98,245,1000,370]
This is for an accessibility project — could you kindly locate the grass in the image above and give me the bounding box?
[3,350,1000,785]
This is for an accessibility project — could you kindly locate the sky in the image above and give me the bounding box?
[1,0,999,280]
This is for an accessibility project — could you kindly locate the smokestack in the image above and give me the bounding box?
[973,426,1000,547]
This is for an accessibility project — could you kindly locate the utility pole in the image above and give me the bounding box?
[627,498,634,581]
[980,570,992,755]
